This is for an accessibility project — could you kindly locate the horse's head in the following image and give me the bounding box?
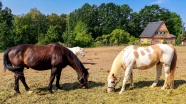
[107,74,118,92]
[76,47,85,57]
[78,68,89,88]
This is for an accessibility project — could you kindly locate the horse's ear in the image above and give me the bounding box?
[86,68,89,70]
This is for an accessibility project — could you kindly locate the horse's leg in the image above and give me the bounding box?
[119,67,132,94]
[18,70,30,91]
[161,64,170,90]
[129,71,134,88]
[14,72,20,94]
[14,70,30,94]
[55,69,62,90]
[48,68,57,93]
[151,63,162,88]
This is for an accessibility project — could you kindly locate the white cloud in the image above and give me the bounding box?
[152,0,168,4]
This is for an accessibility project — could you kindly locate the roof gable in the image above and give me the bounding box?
[139,21,163,37]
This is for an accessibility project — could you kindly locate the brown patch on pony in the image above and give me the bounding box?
[145,45,162,68]
[133,51,139,59]
[121,64,126,70]
[139,63,149,69]
[111,74,116,81]
[145,47,151,53]
[140,50,145,56]
[168,46,177,88]
[133,46,138,50]
[151,45,163,62]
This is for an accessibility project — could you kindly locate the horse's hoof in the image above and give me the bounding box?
[150,85,155,88]
[56,87,62,90]
[49,90,53,94]
[28,91,33,94]
[150,83,157,88]
[14,92,21,96]
[26,87,30,91]
[161,86,167,90]
[119,91,123,95]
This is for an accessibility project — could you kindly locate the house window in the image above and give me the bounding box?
[163,31,166,34]
[140,39,143,42]
[155,39,159,42]
[148,39,151,42]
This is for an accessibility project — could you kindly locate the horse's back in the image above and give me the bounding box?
[156,44,175,63]
[121,44,175,69]
[7,43,71,70]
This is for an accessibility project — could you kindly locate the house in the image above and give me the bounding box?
[182,38,186,45]
[139,21,176,45]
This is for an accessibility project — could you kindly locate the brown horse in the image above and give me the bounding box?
[3,43,89,94]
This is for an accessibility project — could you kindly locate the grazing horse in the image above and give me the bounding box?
[67,47,85,57]
[107,44,177,94]
[3,43,89,94]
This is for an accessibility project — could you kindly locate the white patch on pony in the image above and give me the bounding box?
[67,47,85,57]
[157,44,174,65]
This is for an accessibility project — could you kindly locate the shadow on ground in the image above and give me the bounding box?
[115,79,186,92]
[36,81,105,95]
[82,62,96,65]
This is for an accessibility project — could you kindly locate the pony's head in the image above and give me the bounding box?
[78,68,89,88]
[76,47,85,57]
[107,74,118,92]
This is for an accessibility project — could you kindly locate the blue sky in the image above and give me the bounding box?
[1,0,186,27]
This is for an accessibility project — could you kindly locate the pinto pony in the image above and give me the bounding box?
[3,43,89,94]
[67,47,85,57]
[107,44,177,94]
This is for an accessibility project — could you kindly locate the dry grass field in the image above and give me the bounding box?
[0,45,186,104]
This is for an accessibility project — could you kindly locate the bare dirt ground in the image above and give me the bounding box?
[0,45,186,103]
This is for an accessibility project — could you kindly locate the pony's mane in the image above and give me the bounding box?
[108,45,135,79]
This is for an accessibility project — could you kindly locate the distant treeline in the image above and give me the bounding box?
[0,2,183,49]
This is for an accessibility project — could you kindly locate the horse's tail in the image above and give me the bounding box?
[168,47,177,88]
[3,48,21,71]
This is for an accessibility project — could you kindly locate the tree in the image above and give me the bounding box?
[0,2,14,49]
[98,3,119,34]
[110,29,130,45]
[14,8,47,44]
[46,13,66,42]
[128,12,142,37]
[73,21,93,47]
[118,4,133,31]
[38,26,59,44]
[102,34,110,45]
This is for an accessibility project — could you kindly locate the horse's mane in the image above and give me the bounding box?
[53,43,86,73]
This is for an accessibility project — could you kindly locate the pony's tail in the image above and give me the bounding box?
[3,48,21,71]
[168,47,177,88]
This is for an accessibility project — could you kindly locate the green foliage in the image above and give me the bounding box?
[46,13,66,42]
[110,29,130,45]
[0,4,14,49]
[38,26,59,44]
[102,34,110,45]
[73,21,93,47]
[128,36,140,45]
[176,34,182,45]
[141,42,150,46]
